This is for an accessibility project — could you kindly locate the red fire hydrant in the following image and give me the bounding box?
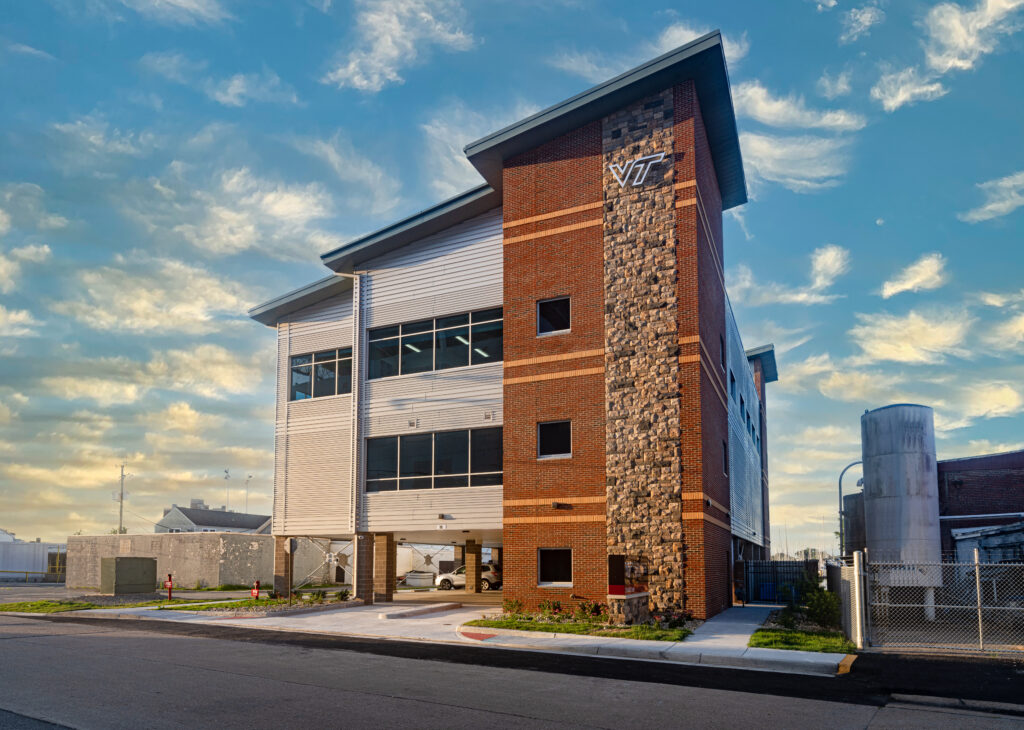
[164,573,173,601]
[251,580,260,599]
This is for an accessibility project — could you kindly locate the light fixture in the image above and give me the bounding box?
[473,348,487,357]
[455,336,469,345]
[405,343,422,353]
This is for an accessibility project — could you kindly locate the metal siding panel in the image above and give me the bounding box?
[726,299,764,546]
[363,486,503,532]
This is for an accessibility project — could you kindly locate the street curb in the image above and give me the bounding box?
[378,603,462,620]
[455,625,847,676]
[889,694,1024,718]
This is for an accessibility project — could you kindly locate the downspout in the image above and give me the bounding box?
[335,272,364,590]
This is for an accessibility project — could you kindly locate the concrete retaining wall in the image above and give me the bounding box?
[67,533,329,590]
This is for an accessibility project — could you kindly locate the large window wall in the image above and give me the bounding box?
[365,427,503,492]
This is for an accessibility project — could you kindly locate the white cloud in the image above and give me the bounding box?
[7,43,55,61]
[729,244,850,306]
[50,253,254,334]
[840,5,886,43]
[116,0,231,25]
[322,0,474,92]
[963,438,1024,454]
[870,66,948,112]
[139,51,208,83]
[777,353,837,392]
[924,0,1024,73]
[880,253,949,298]
[0,209,9,237]
[549,23,749,85]
[202,68,300,107]
[817,69,852,99]
[740,132,852,193]
[958,170,1024,222]
[817,368,906,403]
[293,133,401,216]
[978,288,1024,307]
[50,115,158,171]
[0,244,52,293]
[0,305,38,336]
[814,0,838,10]
[778,424,861,447]
[957,381,1024,421]
[985,312,1024,351]
[421,99,539,198]
[1,183,69,231]
[733,81,866,131]
[848,308,973,364]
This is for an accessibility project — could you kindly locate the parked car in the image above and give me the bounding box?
[435,563,502,591]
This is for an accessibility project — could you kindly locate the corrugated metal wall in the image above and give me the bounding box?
[726,298,765,547]
[273,208,504,537]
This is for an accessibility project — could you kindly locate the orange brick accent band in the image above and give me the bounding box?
[502,201,603,229]
[681,512,732,532]
[504,514,606,525]
[679,354,699,364]
[504,496,606,506]
[503,218,603,245]
[675,197,697,209]
[674,180,696,191]
[503,366,604,386]
[504,348,605,369]
[681,492,730,515]
[678,334,700,345]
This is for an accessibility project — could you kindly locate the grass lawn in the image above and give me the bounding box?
[0,598,212,613]
[749,628,855,654]
[465,618,692,642]
[162,597,291,611]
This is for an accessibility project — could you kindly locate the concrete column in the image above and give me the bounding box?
[465,540,481,594]
[493,547,503,569]
[373,533,396,603]
[453,545,465,569]
[273,536,292,596]
[354,533,374,605]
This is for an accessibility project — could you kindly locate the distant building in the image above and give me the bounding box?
[951,521,1024,563]
[155,499,271,534]
[0,528,16,543]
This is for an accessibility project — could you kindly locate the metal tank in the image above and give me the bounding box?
[860,404,942,569]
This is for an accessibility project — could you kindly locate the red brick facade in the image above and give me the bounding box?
[937,451,1024,553]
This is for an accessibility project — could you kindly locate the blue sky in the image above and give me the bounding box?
[1,0,1022,551]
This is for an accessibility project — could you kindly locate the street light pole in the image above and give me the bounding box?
[838,460,862,558]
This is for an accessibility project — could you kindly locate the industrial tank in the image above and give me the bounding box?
[860,404,942,568]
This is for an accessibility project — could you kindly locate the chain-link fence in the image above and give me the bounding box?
[864,555,1024,653]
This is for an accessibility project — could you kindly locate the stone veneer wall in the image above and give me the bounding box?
[603,88,686,613]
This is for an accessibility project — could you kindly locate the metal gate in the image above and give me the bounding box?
[743,560,817,603]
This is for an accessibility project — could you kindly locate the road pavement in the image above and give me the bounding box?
[1,614,1022,729]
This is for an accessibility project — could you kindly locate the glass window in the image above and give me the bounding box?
[434,430,468,475]
[435,475,469,488]
[470,473,502,486]
[538,548,572,584]
[435,326,470,370]
[723,440,729,476]
[729,371,736,400]
[313,360,336,398]
[471,427,502,473]
[368,338,399,379]
[290,362,311,400]
[436,313,469,328]
[291,354,312,366]
[537,297,570,335]
[471,319,503,365]
[401,329,434,375]
[538,421,571,458]
[472,307,503,323]
[369,326,399,340]
[402,319,433,335]
[366,437,397,480]
[337,350,353,395]
[399,434,433,477]
[291,348,352,400]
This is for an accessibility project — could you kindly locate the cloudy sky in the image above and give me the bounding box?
[1,0,1021,551]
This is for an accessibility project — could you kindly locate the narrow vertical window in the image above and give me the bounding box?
[289,354,312,400]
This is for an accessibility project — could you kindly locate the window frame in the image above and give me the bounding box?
[537,420,572,460]
[536,296,571,337]
[363,426,503,493]
[289,347,353,401]
[537,548,573,587]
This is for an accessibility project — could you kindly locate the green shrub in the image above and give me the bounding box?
[334,589,350,602]
[502,598,524,615]
[573,600,606,622]
[806,589,841,628]
[777,605,798,629]
[538,599,562,617]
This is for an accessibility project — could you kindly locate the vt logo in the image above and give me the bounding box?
[608,152,667,188]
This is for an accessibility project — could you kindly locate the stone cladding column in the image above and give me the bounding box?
[373,533,395,603]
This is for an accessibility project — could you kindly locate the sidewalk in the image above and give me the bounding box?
[57,600,851,676]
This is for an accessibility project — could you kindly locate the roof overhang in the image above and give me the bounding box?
[463,31,747,210]
[745,344,778,383]
[248,274,353,327]
[320,184,500,272]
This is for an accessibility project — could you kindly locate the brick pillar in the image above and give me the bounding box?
[465,540,481,594]
[453,544,465,568]
[273,536,292,596]
[373,533,396,603]
[354,533,374,605]
[493,547,503,569]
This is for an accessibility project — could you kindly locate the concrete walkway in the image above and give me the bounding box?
[48,601,851,676]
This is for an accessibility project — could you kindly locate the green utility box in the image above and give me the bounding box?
[99,557,157,595]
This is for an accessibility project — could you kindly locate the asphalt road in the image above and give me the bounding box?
[1,614,1023,729]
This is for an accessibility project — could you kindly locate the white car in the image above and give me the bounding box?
[435,563,502,591]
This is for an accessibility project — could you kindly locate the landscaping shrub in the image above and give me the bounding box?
[573,600,606,622]
[538,599,562,617]
[653,610,692,629]
[806,589,841,628]
[334,589,350,602]
[502,598,524,615]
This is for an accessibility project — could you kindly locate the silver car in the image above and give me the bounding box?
[435,563,502,591]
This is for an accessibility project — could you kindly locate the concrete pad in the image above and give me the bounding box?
[377,602,461,620]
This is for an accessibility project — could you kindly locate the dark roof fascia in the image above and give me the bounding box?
[745,344,778,383]
[248,274,353,327]
[938,449,1024,471]
[320,184,500,272]
[463,31,747,210]
[176,507,271,530]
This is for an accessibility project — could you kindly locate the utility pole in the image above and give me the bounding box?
[245,474,253,513]
[224,469,231,511]
[114,462,131,534]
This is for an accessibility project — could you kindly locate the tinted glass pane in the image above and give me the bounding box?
[435,475,469,489]
[366,437,397,479]
[366,479,397,493]
[290,365,311,400]
[471,427,502,473]
[401,330,434,374]
[538,298,571,334]
[291,354,312,366]
[402,319,433,335]
[436,313,469,328]
[313,361,336,397]
[470,473,502,486]
[338,347,353,359]
[314,349,337,362]
[538,421,571,457]
[399,477,432,490]
[336,358,352,395]
[470,320,503,364]
[399,433,432,477]
[368,339,399,379]
[434,430,468,475]
[369,325,399,340]
[539,549,572,583]
[435,326,469,370]
[472,307,503,323]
